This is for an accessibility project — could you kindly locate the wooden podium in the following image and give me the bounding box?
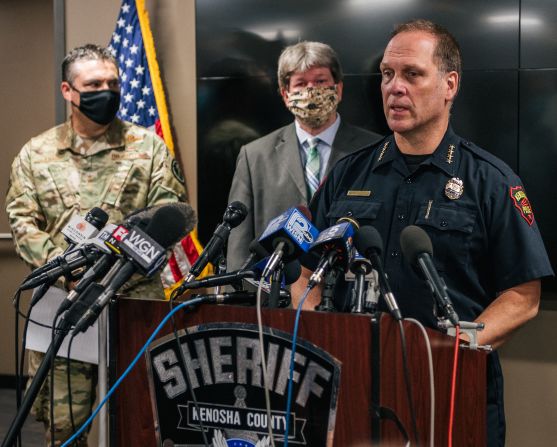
[110,300,486,446]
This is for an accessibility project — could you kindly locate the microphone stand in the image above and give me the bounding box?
[2,285,102,447]
[315,268,338,312]
[351,268,366,313]
[435,306,491,351]
[213,254,227,295]
[28,278,56,308]
[268,265,283,308]
[98,306,110,447]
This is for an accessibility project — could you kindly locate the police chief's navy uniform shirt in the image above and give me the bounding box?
[310,126,553,326]
[308,126,553,445]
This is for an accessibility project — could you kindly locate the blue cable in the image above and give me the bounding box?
[283,287,310,447]
[61,297,206,447]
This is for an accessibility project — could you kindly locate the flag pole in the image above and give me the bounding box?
[135,0,174,155]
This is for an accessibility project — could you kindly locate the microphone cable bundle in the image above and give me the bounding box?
[4,203,194,447]
[6,200,467,447]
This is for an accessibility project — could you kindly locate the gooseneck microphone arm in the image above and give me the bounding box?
[185,201,248,282]
[400,225,460,326]
[354,226,403,321]
[268,265,283,308]
[315,267,339,312]
[352,267,367,313]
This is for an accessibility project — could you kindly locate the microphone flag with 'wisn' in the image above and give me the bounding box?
[108,0,209,298]
[258,207,319,277]
[146,323,341,446]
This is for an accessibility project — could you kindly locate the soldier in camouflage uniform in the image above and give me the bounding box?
[5,44,187,446]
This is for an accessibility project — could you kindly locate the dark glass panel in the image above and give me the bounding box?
[520,0,557,68]
[519,69,557,292]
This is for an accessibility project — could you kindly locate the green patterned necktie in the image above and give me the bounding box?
[305,137,320,199]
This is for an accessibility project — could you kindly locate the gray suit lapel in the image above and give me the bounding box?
[325,121,361,176]
[275,123,307,201]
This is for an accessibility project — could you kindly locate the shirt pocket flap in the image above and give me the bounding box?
[47,165,77,208]
[327,199,382,221]
[415,204,476,234]
[102,163,134,206]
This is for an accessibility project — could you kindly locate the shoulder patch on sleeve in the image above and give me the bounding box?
[171,158,185,184]
[510,185,534,226]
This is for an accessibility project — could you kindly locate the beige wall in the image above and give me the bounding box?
[0,0,55,377]
[0,1,555,445]
[0,0,197,376]
[500,300,557,446]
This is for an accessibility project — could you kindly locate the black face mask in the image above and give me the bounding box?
[70,86,120,125]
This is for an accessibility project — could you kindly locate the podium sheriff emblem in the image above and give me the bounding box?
[146,323,341,446]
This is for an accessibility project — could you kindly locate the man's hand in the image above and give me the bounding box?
[474,280,541,349]
[290,266,323,310]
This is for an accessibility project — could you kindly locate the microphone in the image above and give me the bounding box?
[400,225,460,325]
[20,223,120,291]
[185,201,247,281]
[308,217,358,289]
[71,205,189,334]
[238,239,269,271]
[175,269,259,292]
[54,224,126,316]
[349,251,374,313]
[123,202,197,234]
[60,207,109,246]
[19,247,101,291]
[354,226,402,321]
[258,206,319,278]
[55,206,166,316]
[199,290,292,307]
[174,257,301,294]
[26,207,109,281]
[241,259,301,308]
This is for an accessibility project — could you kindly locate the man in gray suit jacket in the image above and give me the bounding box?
[227,41,382,269]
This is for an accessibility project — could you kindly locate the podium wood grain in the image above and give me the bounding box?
[112,301,485,446]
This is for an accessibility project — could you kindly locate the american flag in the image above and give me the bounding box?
[108,0,210,294]
[108,1,160,138]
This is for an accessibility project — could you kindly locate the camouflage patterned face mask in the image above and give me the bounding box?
[286,85,339,128]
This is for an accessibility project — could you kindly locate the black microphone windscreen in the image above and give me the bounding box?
[354,226,383,257]
[144,206,189,249]
[124,202,197,233]
[164,202,197,234]
[400,225,433,266]
[85,207,109,229]
[249,239,269,259]
[224,201,248,228]
[283,260,302,285]
[124,205,154,222]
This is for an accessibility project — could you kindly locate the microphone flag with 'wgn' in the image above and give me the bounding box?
[54,203,196,312]
[71,205,189,334]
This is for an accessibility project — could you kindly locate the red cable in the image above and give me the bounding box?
[448,325,460,447]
